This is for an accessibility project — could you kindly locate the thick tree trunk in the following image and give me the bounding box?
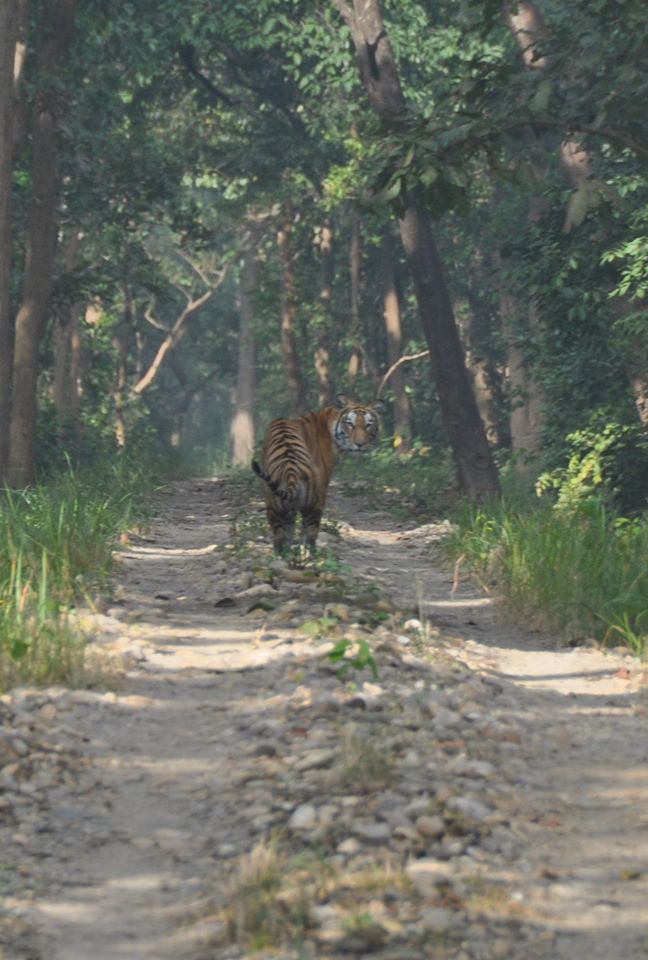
[314,217,334,407]
[380,231,411,452]
[8,108,59,485]
[399,200,500,495]
[230,239,258,466]
[0,0,19,479]
[277,213,307,415]
[7,0,77,487]
[331,0,499,499]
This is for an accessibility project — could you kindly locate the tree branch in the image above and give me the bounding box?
[132,262,231,396]
[377,350,429,399]
[133,288,214,395]
[143,298,168,332]
[178,44,236,106]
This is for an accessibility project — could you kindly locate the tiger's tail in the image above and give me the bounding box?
[251,459,291,502]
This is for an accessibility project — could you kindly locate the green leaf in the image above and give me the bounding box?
[327,638,351,662]
[10,639,29,660]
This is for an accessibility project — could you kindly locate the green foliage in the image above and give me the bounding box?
[327,636,379,680]
[536,421,648,514]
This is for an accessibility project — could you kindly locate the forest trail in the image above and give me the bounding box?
[1,475,647,960]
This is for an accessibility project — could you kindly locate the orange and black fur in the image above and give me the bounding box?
[252,394,384,553]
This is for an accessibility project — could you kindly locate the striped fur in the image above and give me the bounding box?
[252,395,384,553]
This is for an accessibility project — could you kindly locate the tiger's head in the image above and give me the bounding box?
[331,394,385,453]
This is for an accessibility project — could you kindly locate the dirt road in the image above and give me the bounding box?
[1,475,646,959]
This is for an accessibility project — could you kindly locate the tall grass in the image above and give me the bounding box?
[0,459,157,689]
[448,494,648,655]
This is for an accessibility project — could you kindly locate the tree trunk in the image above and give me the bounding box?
[399,200,500,495]
[230,238,258,466]
[8,112,59,485]
[314,216,334,407]
[52,229,82,441]
[499,2,555,472]
[277,212,307,415]
[67,301,83,442]
[608,295,648,433]
[462,253,507,449]
[495,250,544,467]
[347,208,362,388]
[113,289,132,450]
[12,0,29,155]
[0,0,18,479]
[380,231,411,452]
[331,0,499,499]
[6,0,77,487]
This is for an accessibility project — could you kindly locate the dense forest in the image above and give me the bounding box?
[1,0,647,671]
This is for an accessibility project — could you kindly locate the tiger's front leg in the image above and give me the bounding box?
[301,505,323,553]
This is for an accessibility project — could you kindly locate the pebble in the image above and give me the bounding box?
[415,814,445,838]
[351,821,392,843]
[420,906,463,932]
[288,803,318,831]
[446,796,493,822]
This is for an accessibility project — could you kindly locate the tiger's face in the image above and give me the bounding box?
[332,395,385,453]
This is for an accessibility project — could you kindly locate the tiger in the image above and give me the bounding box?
[252,394,385,553]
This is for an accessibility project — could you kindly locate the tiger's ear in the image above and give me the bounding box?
[335,393,348,409]
[372,398,386,414]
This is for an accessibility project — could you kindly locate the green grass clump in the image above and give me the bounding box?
[0,459,156,689]
[447,494,648,654]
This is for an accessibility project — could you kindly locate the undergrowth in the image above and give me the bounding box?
[447,492,648,655]
[0,458,157,690]
[336,441,455,519]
